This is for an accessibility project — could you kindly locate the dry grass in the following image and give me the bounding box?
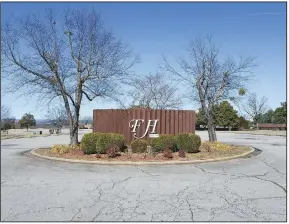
[1,128,65,140]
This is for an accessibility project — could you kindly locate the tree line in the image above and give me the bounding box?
[196,99,286,131]
[1,8,286,143]
[0,107,93,131]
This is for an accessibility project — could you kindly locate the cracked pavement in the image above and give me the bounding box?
[1,130,286,221]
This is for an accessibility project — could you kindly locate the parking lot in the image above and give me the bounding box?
[1,130,286,221]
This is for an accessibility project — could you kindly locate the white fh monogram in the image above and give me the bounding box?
[129,119,159,139]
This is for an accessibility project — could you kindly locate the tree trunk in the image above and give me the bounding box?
[205,105,217,142]
[70,126,78,145]
[207,118,217,142]
[69,108,80,145]
[26,126,28,131]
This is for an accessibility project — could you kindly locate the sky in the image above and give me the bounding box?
[1,2,286,119]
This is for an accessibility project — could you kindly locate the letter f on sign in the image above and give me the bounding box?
[130,119,144,133]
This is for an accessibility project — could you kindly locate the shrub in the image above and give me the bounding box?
[106,144,119,158]
[176,133,201,153]
[51,144,80,154]
[151,135,178,153]
[178,149,186,158]
[81,132,125,154]
[81,133,100,154]
[163,148,173,159]
[131,139,148,153]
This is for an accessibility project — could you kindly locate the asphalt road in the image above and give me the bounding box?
[1,130,286,221]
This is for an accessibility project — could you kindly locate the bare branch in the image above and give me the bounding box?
[162,36,256,141]
[126,73,182,109]
[1,105,12,121]
[242,93,268,122]
[2,8,138,144]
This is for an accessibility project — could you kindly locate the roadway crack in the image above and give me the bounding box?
[185,197,194,221]
[260,159,286,176]
[71,208,82,221]
[3,206,65,221]
[134,166,161,176]
[251,176,286,193]
[112,177,132,189]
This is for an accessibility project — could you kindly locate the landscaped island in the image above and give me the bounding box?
[33,132,253,163]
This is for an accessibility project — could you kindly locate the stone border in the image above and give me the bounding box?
[30,147,255,165]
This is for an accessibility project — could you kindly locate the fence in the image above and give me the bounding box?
[93,109,196,143]
[257,123,287,131]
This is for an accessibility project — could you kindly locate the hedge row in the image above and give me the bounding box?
[151,133,201,153]
[81,132,201,154]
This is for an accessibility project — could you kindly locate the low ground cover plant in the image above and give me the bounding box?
[200,141,232,152]
[50,144,81,154]
[163,147,173,159]
[178,149,186,157]
[106,144,120,158]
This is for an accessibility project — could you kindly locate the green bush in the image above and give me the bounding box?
[175,133,201,153]
[81,132,125,154]
[131,139,148,153]
[151,135,178,153]
[81,133,100,154]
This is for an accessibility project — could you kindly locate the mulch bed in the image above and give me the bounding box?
[35,146,252,162]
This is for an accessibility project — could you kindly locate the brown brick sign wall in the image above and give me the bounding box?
[93,109,196,143]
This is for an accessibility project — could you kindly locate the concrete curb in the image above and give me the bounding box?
[30,147,255,165]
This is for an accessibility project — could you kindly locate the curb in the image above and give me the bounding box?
[231,132,286,137]
[30,147,255,165]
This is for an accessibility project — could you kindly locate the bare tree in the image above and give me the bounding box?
[2,9,138,144]
[242,93,268,124]
[45,107,69,129]
[1,105,11,122]
[81,116,93,125]
[0,105,15,129]
[127,73,182,109]
[163,36,255,141]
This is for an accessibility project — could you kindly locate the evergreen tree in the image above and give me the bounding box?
[19,113,36,131]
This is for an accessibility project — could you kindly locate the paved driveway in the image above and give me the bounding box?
[1,131,286,221]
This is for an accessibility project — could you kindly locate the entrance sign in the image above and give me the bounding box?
[129,119,159,139]
[93,109,195,143]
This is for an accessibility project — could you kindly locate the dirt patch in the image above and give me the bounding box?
[35,145,252,162]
